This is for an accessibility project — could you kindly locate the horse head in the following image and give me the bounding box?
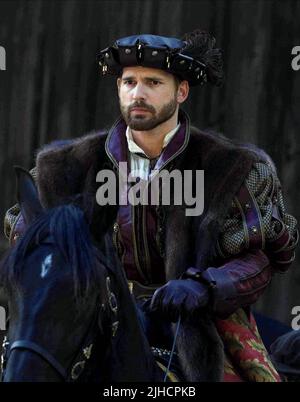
[0,167,113,381]
[0,167,162,382]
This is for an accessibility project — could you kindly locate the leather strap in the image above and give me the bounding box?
[9,340,67,380]
[234,183,265,249]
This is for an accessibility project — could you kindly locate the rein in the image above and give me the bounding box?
[163,315,181,382]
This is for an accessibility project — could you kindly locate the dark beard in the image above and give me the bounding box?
[120,97,177,131]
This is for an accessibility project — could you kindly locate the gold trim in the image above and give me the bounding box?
[83,344,93,360]
[71,361,85,380]
[155,361,180,382]
[127,280,161,299]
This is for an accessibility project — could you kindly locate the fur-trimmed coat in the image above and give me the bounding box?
[34,116,263,381]
[36,122,259,272]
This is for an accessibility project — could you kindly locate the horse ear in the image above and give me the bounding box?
[14,166,44,225]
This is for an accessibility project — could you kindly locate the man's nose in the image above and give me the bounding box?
[131,83,146,100]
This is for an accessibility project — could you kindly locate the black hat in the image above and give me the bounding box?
[97,30,224,87]
[270,330,300,376]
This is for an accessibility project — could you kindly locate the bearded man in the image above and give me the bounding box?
[4,30,298,381]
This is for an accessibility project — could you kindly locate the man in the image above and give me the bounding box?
[4,30,298,381]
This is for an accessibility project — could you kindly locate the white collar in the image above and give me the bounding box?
[126,123,181,156]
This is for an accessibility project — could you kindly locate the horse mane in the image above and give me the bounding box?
[0,204,107,304]
[0,204,163,381]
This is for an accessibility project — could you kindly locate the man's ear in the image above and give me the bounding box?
[14,166,44,225]
[177,80,189,104]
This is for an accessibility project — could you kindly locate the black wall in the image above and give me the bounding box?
[0,0,300,324]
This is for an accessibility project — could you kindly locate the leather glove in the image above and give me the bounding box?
[149,278,210,322]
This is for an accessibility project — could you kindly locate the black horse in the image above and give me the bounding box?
[0,168,163,382]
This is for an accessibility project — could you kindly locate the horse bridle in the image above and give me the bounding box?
[1,276,119,382]
[2,304,99,381]
[7,339,70,380]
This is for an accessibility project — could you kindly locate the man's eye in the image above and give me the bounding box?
[124,80,135,86]
[150,80,161,86]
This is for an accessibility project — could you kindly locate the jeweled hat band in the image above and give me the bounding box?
[97,34,207,86]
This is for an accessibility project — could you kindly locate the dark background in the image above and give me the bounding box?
[0,0,299,325]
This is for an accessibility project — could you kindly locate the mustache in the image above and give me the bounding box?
[128,102,155,113]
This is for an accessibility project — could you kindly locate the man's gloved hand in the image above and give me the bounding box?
[149,279,210,322]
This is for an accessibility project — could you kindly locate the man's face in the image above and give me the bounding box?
[117,66,188,131]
